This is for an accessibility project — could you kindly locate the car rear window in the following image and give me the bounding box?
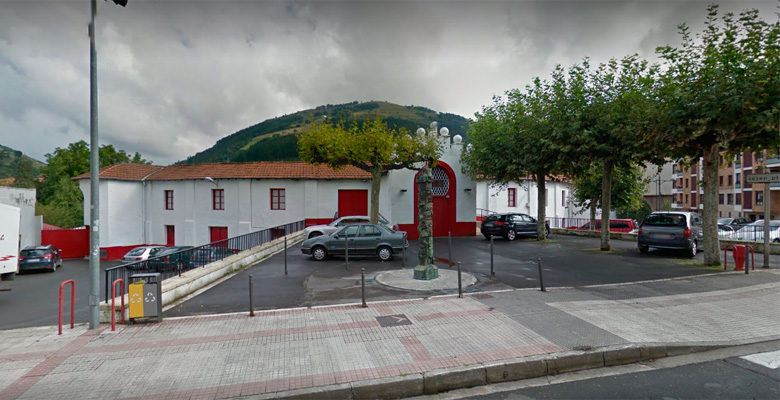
[483,215,503,222]
[126,248,146,256]
[643,214,687,227]
[21,250,46,257]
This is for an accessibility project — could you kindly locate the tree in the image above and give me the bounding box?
[655,5,780,265]
[571,163,649,225]
[11,158,37,188]
[298,118,441,223]
[463,69,579,239]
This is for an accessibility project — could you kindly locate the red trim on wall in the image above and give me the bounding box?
[42,227,89,259]
[411,161,460,239]
[397,221,476,240]
[306,218,334,227]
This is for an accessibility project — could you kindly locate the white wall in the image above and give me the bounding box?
[0,186,40,248]
[477,179,588,220]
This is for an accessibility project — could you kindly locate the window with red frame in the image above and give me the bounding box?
[165,190,173,210]
[271,188,285,210]
[212,189,224,210]
[508,188,516,207]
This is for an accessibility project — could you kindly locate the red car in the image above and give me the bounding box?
[568,219,638,233]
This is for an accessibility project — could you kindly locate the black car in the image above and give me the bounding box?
[18,245,63,273]
[191,246,238,267]
[146,246,195,272]
[480,213,549,241]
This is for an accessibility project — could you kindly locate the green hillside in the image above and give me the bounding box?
[0,144,44,179]
[182,101,472,164]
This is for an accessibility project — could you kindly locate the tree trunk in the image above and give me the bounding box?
[600,161,614,251]
[702,144,721,266]
[536,172,546,240]
[589,201,597,229]
[369,168,382,223]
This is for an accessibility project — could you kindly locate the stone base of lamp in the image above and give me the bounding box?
[413,264,438,280]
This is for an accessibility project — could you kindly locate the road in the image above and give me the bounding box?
[164,234,723,317]
[422,343,780,400]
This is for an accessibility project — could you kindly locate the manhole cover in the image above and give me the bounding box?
[376,314,412,327]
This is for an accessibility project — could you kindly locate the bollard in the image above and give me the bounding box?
[490,235,495,276]
[58,280,75,335]
[448,231,453,268]
[402,232,406,268]
[537,257,546,292]
[345,234,349,271]
[457,261,463,298]
[361,268,367,308]
[284,235,288,276]
[111,279,125,331]
[249,275,254,317]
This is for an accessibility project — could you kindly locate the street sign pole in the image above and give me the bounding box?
[746,173,779,268]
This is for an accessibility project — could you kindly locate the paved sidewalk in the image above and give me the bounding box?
[1,270,778,400]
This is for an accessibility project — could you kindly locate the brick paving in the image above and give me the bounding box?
[0,270,778,400]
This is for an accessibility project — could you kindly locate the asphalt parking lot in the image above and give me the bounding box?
[164,234,728,318]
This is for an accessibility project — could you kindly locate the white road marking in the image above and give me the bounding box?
[741,350,780,369]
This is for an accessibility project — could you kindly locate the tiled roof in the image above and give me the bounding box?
[74,162,371,181]
[72,163,165,181]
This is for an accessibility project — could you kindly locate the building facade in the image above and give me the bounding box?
[0,186,41,249]
[670,149,780,221]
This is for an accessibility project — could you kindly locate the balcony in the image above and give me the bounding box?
[735,162,741,170]
[766,157,780,167]
[671,202,683,209]
[672,187,683,194]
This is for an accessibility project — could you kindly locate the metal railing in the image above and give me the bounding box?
[104,220,305,303]
[718,225,779,243]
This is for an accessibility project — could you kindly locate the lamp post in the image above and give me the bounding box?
[88,0,126,330]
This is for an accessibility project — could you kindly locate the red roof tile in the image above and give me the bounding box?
[73,163,165,181]
[74,162,371,181]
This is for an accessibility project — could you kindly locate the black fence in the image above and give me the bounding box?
[104,220,305,303]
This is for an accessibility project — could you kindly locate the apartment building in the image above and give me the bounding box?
[670,149,780,221]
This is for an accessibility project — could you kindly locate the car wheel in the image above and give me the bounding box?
[378,246,393,262]
[309,232,323,239]
[483,234,491,240]
[506,229,516,241]
[312,246,327,261]
[50,262,57,273]
[688,240,697,258]
[638,245,649,253]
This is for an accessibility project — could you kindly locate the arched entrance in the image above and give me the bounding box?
[415,161,456,237]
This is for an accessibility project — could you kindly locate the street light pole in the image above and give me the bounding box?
[89,0,127,329]
[88,0,100,329]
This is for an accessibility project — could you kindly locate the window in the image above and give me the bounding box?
[508,188,516,207]
[727,193,733,205]
[756,191,764,206]
[728,175,733,186]
[359,225,381,237]
[736,193,742,205]
[165,190,174,210]
[562,190,566,207]
[685,179,689,188]
[270,188,285,210]
[719,194,724,204]
[212,189,224,210]
[684,194,689,204]
[719,176,723,187]
[736,173,741,188]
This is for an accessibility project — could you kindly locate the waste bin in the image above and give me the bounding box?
[128,273,162,323]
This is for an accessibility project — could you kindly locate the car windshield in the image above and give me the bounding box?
[643,214,687,227]
[126,248,147,256]
[717,218,732,225]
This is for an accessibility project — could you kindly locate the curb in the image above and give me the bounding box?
[267,343,731,400]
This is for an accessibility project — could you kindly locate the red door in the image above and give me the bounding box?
[433,197,450,237]
[165,225,175,247]
[210,226,228,247]
[338,190,368,217]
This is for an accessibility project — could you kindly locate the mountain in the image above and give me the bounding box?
[182,101,472,164]
[0,144,45,179]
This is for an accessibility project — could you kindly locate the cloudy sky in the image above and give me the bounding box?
[1,1,776,165]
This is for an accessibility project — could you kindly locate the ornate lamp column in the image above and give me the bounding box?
[413,122,447,280]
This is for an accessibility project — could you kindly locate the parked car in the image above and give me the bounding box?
[567,219,638,233]
[191,246,239,266]
[18,245,63,273]
[637,211,703,257]
[301,223,407,261]
[717,217,751,231]
[480,213,549,241]
[718,224,737,240]
[147,246,195,272]
[730,220,780,243]
[122,246,166,262]
[303,216,395,239]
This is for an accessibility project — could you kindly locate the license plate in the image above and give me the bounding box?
[652,233,674,239]
[484,223,493,227]
[28,258,40,262]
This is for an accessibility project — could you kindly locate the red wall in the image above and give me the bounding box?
[41,227,89,259]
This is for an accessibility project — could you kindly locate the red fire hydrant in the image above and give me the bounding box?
[732,245,746,271]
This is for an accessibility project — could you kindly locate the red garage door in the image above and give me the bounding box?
[338,190,368,217]
[210,226,228,247]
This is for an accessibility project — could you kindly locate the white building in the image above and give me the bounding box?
[76,132,477,259]
[476,178,589,226]
[0,186,41,249]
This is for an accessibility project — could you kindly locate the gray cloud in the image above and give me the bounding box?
[0,0,775,165]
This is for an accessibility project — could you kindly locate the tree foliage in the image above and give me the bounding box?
[655,5,780,265]
[298,118,442,223]
[36,140,150,228]
[571,163,649,219]
[11,158,38,188]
